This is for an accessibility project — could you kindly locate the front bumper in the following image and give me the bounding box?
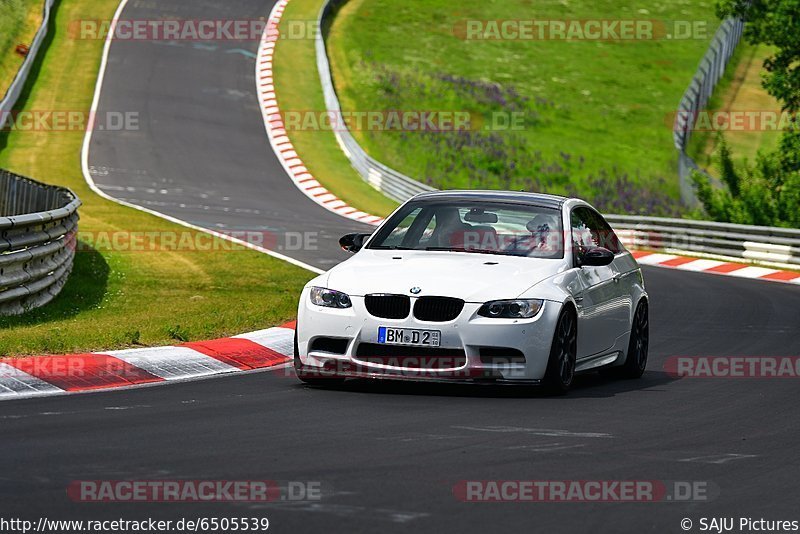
[296,289,562,382]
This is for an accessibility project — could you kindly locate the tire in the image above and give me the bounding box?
[542,306,578,395]
[293,330,346,386]
[616,299,649,379]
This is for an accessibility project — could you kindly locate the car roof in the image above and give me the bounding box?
[411,190,569,210]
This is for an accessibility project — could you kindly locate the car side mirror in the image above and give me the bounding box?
[578,246,614,267]
[339,233,370,253]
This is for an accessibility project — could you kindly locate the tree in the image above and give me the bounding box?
[716,0,800,114]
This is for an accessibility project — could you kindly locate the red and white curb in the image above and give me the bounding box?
[0,325,297,401]
[255,0,384,227]
[631,251,800,284]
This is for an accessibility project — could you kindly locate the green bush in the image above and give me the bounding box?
[692,130,800,227]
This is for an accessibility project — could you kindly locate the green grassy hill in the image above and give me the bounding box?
[326,0,719,215]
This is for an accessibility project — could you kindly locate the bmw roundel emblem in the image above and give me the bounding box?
[410,287,422,294]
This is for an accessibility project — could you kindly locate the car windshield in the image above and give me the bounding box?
[368,200,564,259]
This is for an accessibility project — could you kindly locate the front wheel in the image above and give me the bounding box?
[542,307,578,395]
[613,300,649,379]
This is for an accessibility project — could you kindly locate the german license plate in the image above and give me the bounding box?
[378,327,441,347]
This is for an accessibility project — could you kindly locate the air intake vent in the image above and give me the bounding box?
[364,294,410,319]
[413,296,465,322]
[310,337,349,355]
[355,343,466,369]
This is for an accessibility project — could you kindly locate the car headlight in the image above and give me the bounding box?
[310,287,352,308]
[478,299,543,319]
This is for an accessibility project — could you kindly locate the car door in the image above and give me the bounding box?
[567,207,626,358]
[589,209,635,332]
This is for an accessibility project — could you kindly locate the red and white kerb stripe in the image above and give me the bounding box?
[0,325,295,400]
[255,0,384,226]
[631,251,800,284]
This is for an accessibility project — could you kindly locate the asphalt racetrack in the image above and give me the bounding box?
[2,0,799,532]
[85,0,370,270]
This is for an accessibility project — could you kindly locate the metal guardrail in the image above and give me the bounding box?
[607,215,800,268]
[0,0,56,115]
[0,170,80,315]
[0,1,81,315]
[673,17,745,206]
[316,0,434,203]
[315,2,799,268]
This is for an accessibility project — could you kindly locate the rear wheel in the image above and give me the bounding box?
[542,307,578,395]
[294,330,346,386]
[618,300,649,378]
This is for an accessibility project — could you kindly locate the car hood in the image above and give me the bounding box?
[325,250,567,302]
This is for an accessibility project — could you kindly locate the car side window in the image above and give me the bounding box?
[585,209,624,254]
[571,207,624,258]
[570,208,598,255]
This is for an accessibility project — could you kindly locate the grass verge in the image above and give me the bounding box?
[272,0,398,217]
[323,0,722,216]
[686,43,782,169]
[0,0,313,356]
[0,0,44,98]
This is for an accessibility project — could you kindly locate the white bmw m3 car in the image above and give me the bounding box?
[295,191,648,393]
